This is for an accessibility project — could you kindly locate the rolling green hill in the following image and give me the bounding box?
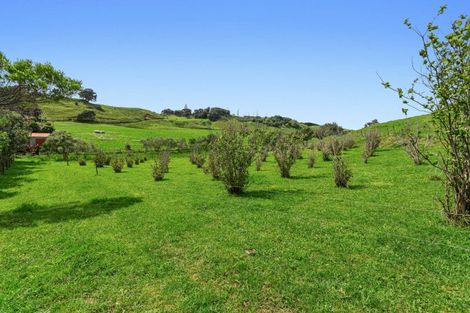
[39,99,161,123]
[52,121,215,150]
[363,114,432,134]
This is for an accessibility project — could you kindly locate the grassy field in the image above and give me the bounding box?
[40,99,161,123]
[361,114,433,136]
[52,121,216,150]
[1,144,469,312]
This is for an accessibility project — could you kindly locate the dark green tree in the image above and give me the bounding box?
[78,88,97,102]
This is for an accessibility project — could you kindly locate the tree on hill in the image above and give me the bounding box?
[315,122,345,139]
[208,107,231,121]
[179,105,192,118]
[382,6,469,224]
[76,109,96,122]
[78,88,97,103]
[364,119,379,128]
[0,51,82,111]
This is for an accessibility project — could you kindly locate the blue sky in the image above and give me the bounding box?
[1,0,468,128]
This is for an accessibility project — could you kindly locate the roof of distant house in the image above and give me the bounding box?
[31,133,51,138]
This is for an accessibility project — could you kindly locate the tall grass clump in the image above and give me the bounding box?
[363,129,381,163]
[273,134,302,178]
[211,120,254,194]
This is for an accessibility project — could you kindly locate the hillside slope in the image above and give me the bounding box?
[39,99,161,123]
[363,114,432,134]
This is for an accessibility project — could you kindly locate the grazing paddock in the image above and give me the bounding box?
[1,146,468,312]
[52,121,215,150]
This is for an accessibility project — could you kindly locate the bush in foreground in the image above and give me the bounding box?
[211,120,254,194]
[333,155,352,188]
[151,150,171,181]
[273,134,302,178]
[382,7,469,223]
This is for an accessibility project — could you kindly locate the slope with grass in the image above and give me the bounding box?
[52,121,215,150]
[363,114,432,135]
[39,99,162,123]
[0,145,469,312]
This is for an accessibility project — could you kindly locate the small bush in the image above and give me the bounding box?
[151,150,171,181]
[333,155,352,187]
[94,149,106,167]
[160,150,171,173]
[78,158,87,166]
[189,145,206,168]
[151,159,165,181]
[326,137,343,156]
[104,154,111,165]
[403,133,424,165]
[111,157,125,173]
[316,140,332,161]
[341,134,356,150]
[211,120,254,194]
[76,110,96,122]
[273,134,302,178]
[307,150,315,168]
[363,129,381,163]
[135,158,140,165]
[126,158,134,168]
[205,150,221,179]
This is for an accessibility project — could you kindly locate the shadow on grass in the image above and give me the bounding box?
[0,159,41,200]
[348,184,367,190]
[240,188,309,200]
[0,196,142,229]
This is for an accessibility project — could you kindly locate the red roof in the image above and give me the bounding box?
[31,133,51,138]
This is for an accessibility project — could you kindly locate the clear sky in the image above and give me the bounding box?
[1,0,469,128]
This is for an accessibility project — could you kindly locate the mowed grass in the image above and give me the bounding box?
[1,146,469,312]
[53,121,215,150]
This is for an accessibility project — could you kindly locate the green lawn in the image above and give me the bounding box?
[1,145,469,312]
[53,121,215,150]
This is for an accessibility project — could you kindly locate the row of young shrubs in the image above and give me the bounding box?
[185,121,375,193]
[52,121,388,193]
[75,148,174,182]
